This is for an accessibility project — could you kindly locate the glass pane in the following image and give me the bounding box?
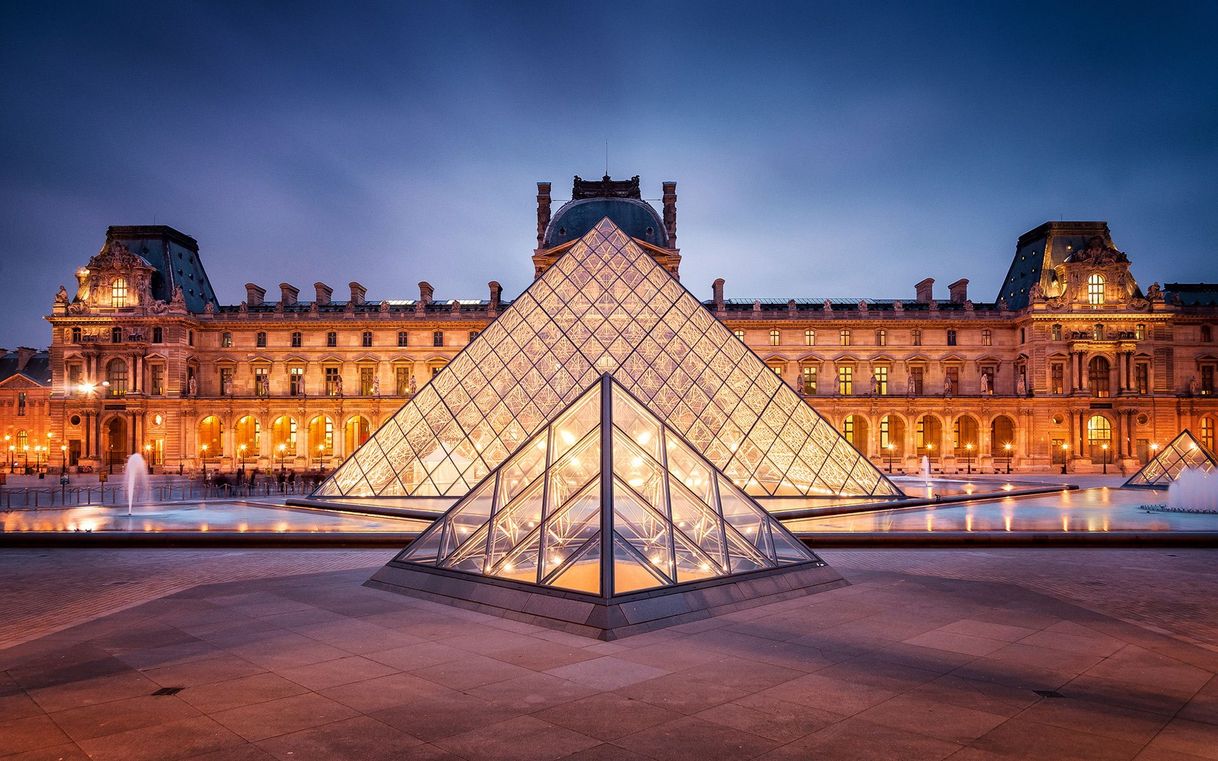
[441,476,496,559]
[547,431,601,512]
[724,528,770,574]
[612,388,662,462]
[487,479,545,569]
[668,476,725,570]
[612,434,665,511]
[666,436,714,505]
[717,475,772,556]
[672,528,722,583]
[541,482,601,579]
[444,523,490,574]
[770,526,815,564]
[550,385,601,463]
[612,483,672,582]
[548,535,602,594]
[399,523,444,564]
[491,528,542,583]
[497,430,548,507]
[613,534,667,594]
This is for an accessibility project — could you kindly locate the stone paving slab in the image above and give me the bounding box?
[0,549,1217,759]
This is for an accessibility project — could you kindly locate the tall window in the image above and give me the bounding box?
[1203,366,1215,396]
[150,365,164,396]
[291,331,302,348]
[16,430,28,452]
[1093,323,1104,341]
[254,367,269,397]
[1051,363,1065,395]
[1087,415,1112,460]
[1087,273,1105,305]
[71,327,82,343]
[837,367,853,395]
[397,331,409,347]
[804,329,815,346]
[946,329,957,346]
[839,329,851,347]
[152,327,163,343]
[874,367,888,395]
[1202,417,1215,452]
[801,366,816,395]
[219,368,234,396]
[326,331,337,347]
[909,367,924,395]
[1203,325,1214,343]
[17,391,26,416]
[256,331,267,347]
[1088,356,1111,397]
[289,367,305,396]
[433,331,444,347]
[324,367,341,396]
[360,367,375,395]
[110,278,127,308]
[875,329,886,346]
[395,366,412,395]
[982,329,992,346]
[842,415,855,444]
[911,329,922,346]
[221,332,232,348]
[362,331,373,347]
[111,327,123,344]
[106,358,127,397]
[769,329,780,346]
[1135,323,1146,340]
[1052,324,1062,341]
[1135,363,1149,394]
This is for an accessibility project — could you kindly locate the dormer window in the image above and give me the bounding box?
[1087,273,1105,305]
[111,278,128,308]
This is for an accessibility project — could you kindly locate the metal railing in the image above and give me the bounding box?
[0,479,318,509]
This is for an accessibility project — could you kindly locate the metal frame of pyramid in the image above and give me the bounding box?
[365,374,846,639]
[1124,429,1218,488]
[314,218,901,502]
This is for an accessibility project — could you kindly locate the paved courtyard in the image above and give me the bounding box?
[2,548,1217,760]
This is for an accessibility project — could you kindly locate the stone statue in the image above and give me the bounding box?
[870,374,879,396]
[963,299,974,312]
[822,299,833,313]
[943,375,954,397]
[238,301,248,313]
[858,300,868,314]
[371,377,380,396]
[55,285,69,305]
[170,286,186,310]
[204,301,217,315]
[980,372,991,395]
[409,376,417,396]
[187,376,197,396]
[1189,375,1199,396]
[1146,282,1163,301]
[334,375,344,397]
[378,299,390,313]
[893,300,904,313]
[1017,373,1027,397]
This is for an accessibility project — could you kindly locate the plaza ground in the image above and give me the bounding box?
[2,547,1217,760]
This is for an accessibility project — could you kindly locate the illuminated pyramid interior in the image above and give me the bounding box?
[366,375,845,639]
[1124,429,1218,488]
[316,218,899,502]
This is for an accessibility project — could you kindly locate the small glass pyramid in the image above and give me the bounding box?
[1124,430,1218,488]
[396,375,821,597]
[315,218,899,501]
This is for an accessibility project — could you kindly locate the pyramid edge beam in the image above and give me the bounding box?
[1123,428,1218,489]
[365,558,846,641]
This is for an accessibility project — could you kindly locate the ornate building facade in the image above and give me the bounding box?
[42,176,1218,476]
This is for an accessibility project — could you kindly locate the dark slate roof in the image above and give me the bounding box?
[0,349,51,386]
[544,199,668,248]
[1165,283,1218,306]
[997,221,1112,310]
[713,299,998,313]
[216,299,513,316]
[106,226,219,314]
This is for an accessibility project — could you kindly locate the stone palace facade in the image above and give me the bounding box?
[39,174,1218,475]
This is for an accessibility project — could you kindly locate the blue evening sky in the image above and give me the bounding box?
[1,1,1216,347]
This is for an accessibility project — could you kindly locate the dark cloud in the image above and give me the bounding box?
[2,1,1216,346]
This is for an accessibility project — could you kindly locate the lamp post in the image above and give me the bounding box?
[1150,442,1159,464]
[1061,443,1070,474]
[1003,442,1013,474]
[314,444,324,472]
[885,443,895,473]
[3,434,9,473]
[964,442,974,475]
[1101,443,1109,474]
[200,443,209,480]
[23,444,30,473]
[45,432,53,474]
[238,443,248,472]
[61,444,67,475]
[277,443,287,473]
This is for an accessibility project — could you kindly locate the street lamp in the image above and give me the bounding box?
[964,442,974,475]
[315,444,324,472]
[277,443,287,473]
[1061,443,1070,474]
[1003,442,1013,474]
[238,443,249,472]
[201,443,209,480]
[885,443,895,473]
[1101,443,1109,474]
[61,444,68,475]
[23,444,30,473]
[4,434,10,473]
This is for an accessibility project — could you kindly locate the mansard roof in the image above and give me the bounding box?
[105,225,219,314]
[0,349,51,386]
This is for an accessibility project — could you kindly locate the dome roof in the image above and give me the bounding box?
[544,197,668,248]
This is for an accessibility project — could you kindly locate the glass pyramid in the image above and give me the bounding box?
[315,217,900,500]
[396,375,821,597]
[1124,430,1218,488]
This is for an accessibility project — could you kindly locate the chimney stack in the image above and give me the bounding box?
[15,347,35,372]
[915,278,935,304]
[245,283,266,306]
[712,278,725,315]
[314,282,333,305]
[488,281,502,315]
[948,278,969,304]
[349,282,366,305]
[662,181,677,247]
[536,182,552,248]
[279,283,299,306]
[416,281,433,315]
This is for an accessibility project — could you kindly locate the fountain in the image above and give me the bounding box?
[1162,467,1218,513]
[920,455,931,480]
[124,452,150,517]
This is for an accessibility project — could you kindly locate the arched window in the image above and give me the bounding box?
[1088,356,1111,397]
[106,358,128,397]
[1086,415,1112,461]
[235,416,260,459]
[1088,273,1105,305]
[990,416,1016,455]
[344,416,371,454]
[111,278,127,308]
[915,415,941,457]
[879,415,905,456]
[308,415,334,458]
[271,416,297,459]
[841,415,869,456]
[198,416,222,458]
[953,415,979,451]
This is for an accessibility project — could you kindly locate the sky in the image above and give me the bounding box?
[2,1,1216,348]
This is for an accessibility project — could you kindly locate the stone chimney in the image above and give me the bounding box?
[948,278,969,304]
[349,282,366,305]
[915,278,935,304]
[416,281,433,315]
[15,347,36,372]
[712,278,725,316]
[314,282,333,305]
[245,283,266,306]
[536,182,552,248]
[488,281,502,316]
[279,283,299,306]
[662,181,677,247]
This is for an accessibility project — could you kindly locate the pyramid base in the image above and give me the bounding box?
[365,561,848,640]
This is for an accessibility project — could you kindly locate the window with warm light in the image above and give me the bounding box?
[255,331,266,347]
[769,329,780,346]
[982,329,992,346]
[398,331,409,347]
[733,330,745,341]
[801,366,816,395]
[291,331,302,348]
[875,329,886,346]
[804,329,815,346]
[1088,273,1105,304]
[874,367,888,395]
[110,278,127,308]
[837,367,852,395]
[839,329,851,347]
[362,331,373,347]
